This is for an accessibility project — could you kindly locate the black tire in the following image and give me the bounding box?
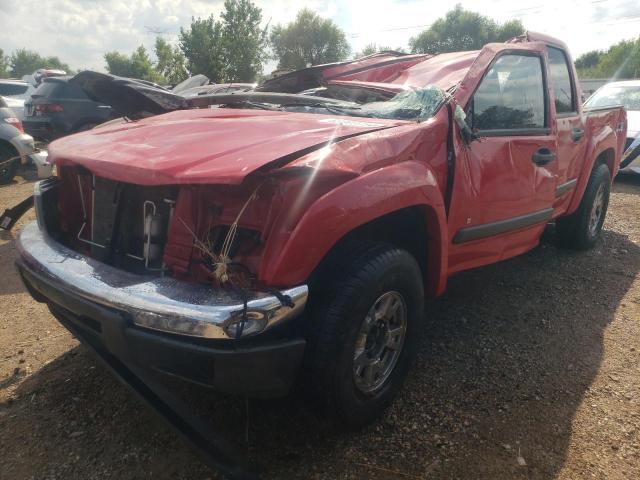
[556,163,611,250]
[304,243,424,428]
[0,143,19,185]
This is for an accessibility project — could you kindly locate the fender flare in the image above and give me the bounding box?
[567,125,618,215]
[260,160,449,297]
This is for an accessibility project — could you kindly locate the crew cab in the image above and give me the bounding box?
[15,32,625,434]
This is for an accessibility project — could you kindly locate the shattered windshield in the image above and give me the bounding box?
[585,85,640,111]
[227,86,447,121]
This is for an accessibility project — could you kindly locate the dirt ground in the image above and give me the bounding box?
[0,169,639,480]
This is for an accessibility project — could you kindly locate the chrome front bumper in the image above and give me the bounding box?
[16,221,308,339]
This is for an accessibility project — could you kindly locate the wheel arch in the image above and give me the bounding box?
[259,161,449,298]
[0,138,20,156]
[567,141,617,216]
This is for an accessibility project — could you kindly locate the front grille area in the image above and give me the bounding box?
[56,168,178,275]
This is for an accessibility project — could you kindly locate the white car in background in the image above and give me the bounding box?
[584,80,640,173]
[0,80,33,120]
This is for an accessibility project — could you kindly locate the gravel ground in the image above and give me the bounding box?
[0,169,639,480]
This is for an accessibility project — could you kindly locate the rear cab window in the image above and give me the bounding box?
[470,53,547,134]
[547,46,576,115]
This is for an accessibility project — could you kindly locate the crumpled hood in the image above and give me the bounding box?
[49,108,401,185]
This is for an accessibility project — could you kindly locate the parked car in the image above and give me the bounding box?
[33,68,67,85]
[0,79,30,97]
[584,80,640,173]
[0,80,32,120]
[171,73,209,94]
[15,32,626,474]
[22,77,113,141]
[0,96,49,183]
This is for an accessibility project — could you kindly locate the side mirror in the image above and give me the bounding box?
[454,104,479,145]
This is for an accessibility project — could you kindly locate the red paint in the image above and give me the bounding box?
[50,110,403,185]
[51,33,626,297]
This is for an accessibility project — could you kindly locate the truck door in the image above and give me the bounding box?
[546,45,586,213]
[447,49,558,273]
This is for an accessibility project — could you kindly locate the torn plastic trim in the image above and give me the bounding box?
[17,221,308,339]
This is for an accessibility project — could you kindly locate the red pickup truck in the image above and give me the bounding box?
[16,32,626,431]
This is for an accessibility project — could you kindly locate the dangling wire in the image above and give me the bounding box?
[179,181,264,284]
[214,182,263,283]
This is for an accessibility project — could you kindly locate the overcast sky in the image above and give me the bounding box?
[1,0,639,73]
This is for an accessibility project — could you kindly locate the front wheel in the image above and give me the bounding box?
[556,163,611,250]
[304,243,424,428]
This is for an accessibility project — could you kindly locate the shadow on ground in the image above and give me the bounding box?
[0,168,39,192]
[614,171,640,194]
[1,227,639,479]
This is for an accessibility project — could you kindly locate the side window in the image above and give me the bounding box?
[471,54,546,131]
[547,46,575,114]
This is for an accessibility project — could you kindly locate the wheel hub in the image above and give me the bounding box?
[589,183,606,237]
[353,291,407,394]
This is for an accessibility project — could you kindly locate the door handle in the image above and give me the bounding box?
[532,148,556,166]
[571,127,585,142]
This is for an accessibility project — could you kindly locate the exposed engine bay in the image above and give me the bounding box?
[42,165,342,291]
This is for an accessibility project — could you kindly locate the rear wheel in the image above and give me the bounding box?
[0,143,19,184]
[556,163,611,250]
[304,243,424,428]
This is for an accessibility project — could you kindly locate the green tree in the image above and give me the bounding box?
[221,0,267,82]
[179,1,267,82]
[179,15,226,82]
[270,9,350,70]
[0,49,9,78]
[354,43,406,59]
[9,48,72,77]
[409,5,524,54]
[104,45,165,83]
[155,37,188,85]
[575,38,640,79]
[575,50,602,70]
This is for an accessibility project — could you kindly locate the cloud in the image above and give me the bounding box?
[1,0,639,73]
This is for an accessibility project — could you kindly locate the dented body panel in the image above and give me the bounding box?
[44,35,626,298]
[49,109,402,185]
[30,33,624,326]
